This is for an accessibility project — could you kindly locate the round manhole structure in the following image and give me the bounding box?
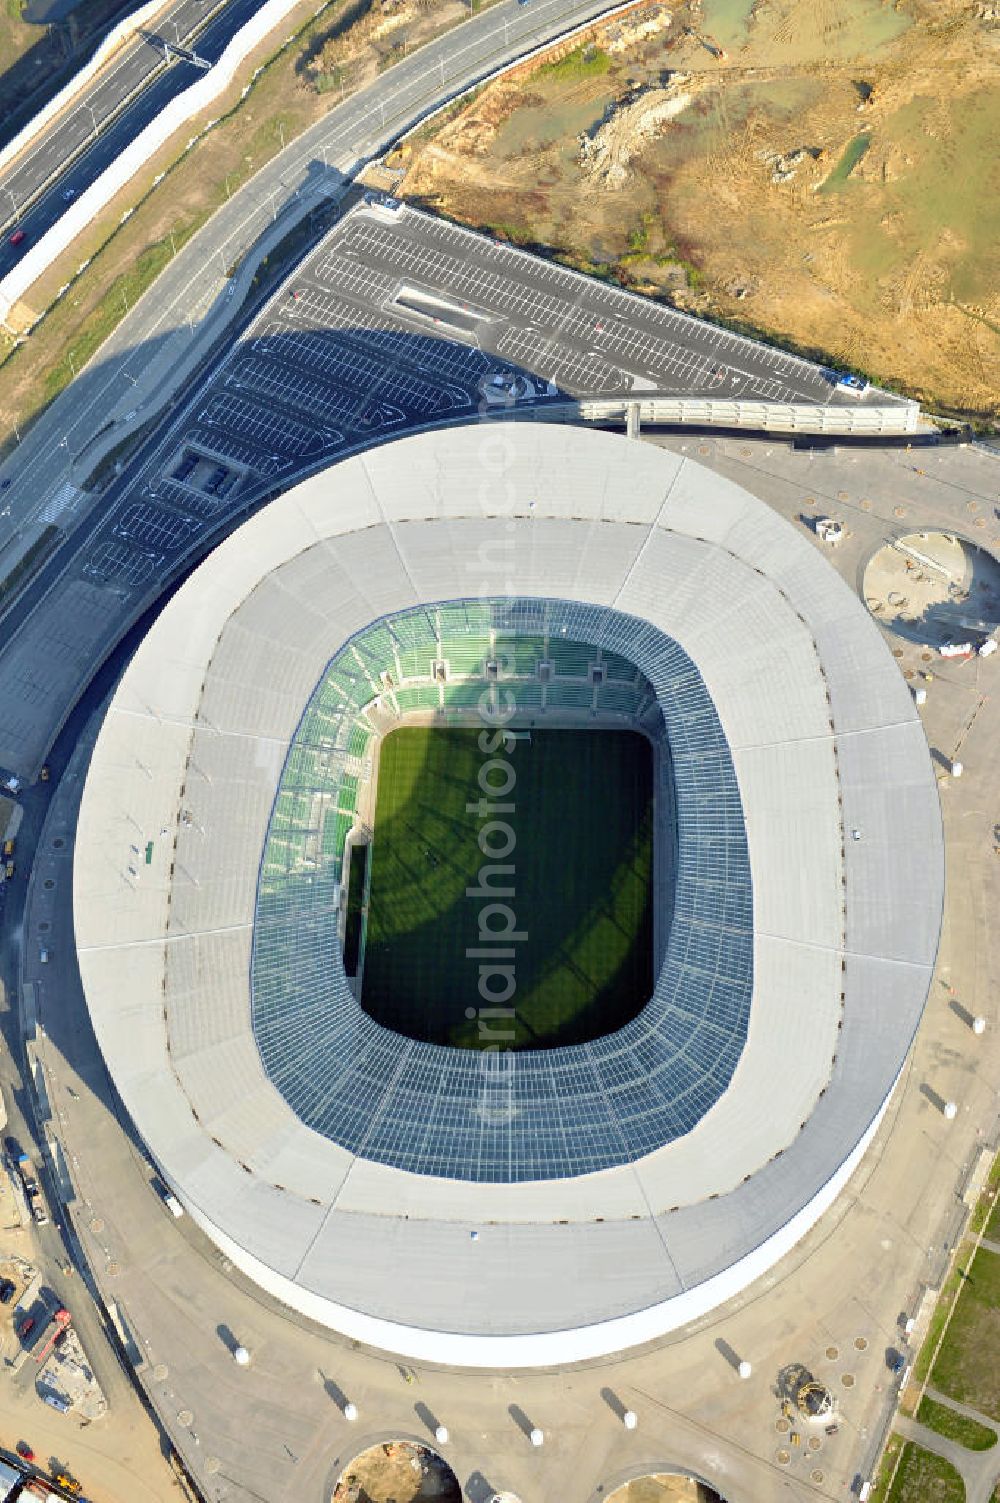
[863,531,1000,647]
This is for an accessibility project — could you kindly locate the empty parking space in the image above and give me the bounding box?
[197,394,330,458]
[115,503,200,553]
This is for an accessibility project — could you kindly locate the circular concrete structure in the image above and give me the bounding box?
[73,424,943,1367]
[863,529,1000,646]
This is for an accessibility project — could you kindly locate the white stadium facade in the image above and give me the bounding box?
[73,424,944,1367]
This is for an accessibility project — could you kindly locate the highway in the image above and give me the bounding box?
[0,0,262,275]
[0,0,642,620]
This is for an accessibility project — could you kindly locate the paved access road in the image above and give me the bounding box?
[0,0,648,680]
[0,183,887,779]
[0,0,262,274]
[15,435,1000,1503]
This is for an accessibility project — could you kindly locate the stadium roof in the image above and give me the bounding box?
[73,424,943,1365]
[252,595,752,1181]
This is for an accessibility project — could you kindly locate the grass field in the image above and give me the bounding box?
[918,1246,1000,1420]
[916,1396,997,1452]
[362,727,653,1049]
[881,1439,965,1503]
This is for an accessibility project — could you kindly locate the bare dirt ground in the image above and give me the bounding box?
[332,1440,461,1503]
[394,0,1000,423]
[606,1477,721,1503]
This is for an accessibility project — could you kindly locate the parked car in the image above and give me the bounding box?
[18,1315,34,1339]
[837,373,868,394]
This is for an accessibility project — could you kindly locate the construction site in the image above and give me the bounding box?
[388,0,1000,422]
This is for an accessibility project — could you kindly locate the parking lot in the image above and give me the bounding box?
[0,196,905,778]
[130,196,878,525]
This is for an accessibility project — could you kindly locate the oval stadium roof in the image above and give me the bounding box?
[73,424,943,1366]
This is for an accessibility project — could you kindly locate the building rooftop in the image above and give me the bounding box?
[73,424,943,1364]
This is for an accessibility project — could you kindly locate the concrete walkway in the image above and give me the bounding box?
[11,436,1000,1503]
[895,1384,1000,1503]
[896,1408,999,1503]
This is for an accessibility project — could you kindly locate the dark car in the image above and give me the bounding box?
[0,1278,15,1304]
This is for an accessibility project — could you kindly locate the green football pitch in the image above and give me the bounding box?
[361,726,653,1050]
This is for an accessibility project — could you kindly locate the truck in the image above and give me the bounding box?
[26,1305,70,1363]
[17,1153,50,1226]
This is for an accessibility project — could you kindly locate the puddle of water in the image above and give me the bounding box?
[700,0,755,50]
[495,93,610,163]
[818,131,871,192]
[741,0,909,63]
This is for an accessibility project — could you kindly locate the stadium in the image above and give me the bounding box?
[73,423,943,1367]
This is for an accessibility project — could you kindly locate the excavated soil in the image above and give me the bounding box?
[394,0,1000,422]
[332,1440,461,1503]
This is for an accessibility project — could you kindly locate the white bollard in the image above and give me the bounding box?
[343,1402,358,1422]
[738,1360,753,1380]
[529,1427,544,1448]
[623,1410,638,1430]
[943,1101,958,1120]
[951,761,963,778]
[972,1016,987,1035]
[233,1345,250,1367]
[435,1425,450,1445]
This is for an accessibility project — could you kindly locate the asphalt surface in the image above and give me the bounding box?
[0,185,893,780]
[0,0,643,559]
[9,433,1000,1503]
[0,0,263,273]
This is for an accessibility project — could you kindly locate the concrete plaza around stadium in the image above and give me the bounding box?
[22,431,1000,1502]
[72,424,941,1369]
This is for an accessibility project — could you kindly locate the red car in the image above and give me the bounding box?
[18,1315,34,1339]
[8,229,25,246]
[15,1442,34,1462]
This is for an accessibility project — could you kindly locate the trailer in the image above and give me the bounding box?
[16,1154,49,1227]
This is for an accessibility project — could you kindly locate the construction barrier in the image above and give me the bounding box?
[0,0,306,324]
